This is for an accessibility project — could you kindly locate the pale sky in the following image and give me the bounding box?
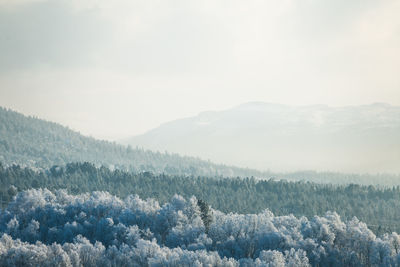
[0,0,399,140]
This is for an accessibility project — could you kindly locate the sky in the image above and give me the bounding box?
[0,0,399,140]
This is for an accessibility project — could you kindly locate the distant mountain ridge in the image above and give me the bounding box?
[123,102,400,173]
[0,106,269,177]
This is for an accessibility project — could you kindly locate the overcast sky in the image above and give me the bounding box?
[0,0,399,140]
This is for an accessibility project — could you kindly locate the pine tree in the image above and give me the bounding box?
[197,199,212,234]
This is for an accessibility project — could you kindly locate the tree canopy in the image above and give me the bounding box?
[1,189,400,266]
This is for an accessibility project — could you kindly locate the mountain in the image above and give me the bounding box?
[123,102,400,173]
[0,106,269,177]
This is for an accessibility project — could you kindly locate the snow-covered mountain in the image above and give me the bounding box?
[123,102,400,173]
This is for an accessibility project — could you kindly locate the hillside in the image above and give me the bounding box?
[0,107,268,177]
[124,102,400,173]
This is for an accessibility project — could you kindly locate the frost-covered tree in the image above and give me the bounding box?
[1,189,400,266]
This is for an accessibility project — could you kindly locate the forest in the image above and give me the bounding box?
[1,189,399,266]
[1,107,400,266]
[1,162,400,235]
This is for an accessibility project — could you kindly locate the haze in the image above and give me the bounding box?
[1,0,399,142]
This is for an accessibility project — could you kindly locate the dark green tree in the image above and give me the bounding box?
[198,199,212,234]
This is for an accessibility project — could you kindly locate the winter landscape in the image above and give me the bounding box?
[1,0,400,266]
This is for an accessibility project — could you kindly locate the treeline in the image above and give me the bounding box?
[1,189,399,266]
[280,170,400,186]
[1,162,400,234]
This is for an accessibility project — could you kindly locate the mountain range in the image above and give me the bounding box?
[123,102,400,173]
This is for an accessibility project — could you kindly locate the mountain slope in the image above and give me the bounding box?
[0,107,268,177]
[124,102,400,173]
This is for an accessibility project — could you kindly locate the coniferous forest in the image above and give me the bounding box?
[1,162,400,235]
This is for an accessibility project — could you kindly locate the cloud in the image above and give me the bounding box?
[1,0,398,75]
[0,0,113,70]
[0,0,399,138]
[0,0,44,7]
